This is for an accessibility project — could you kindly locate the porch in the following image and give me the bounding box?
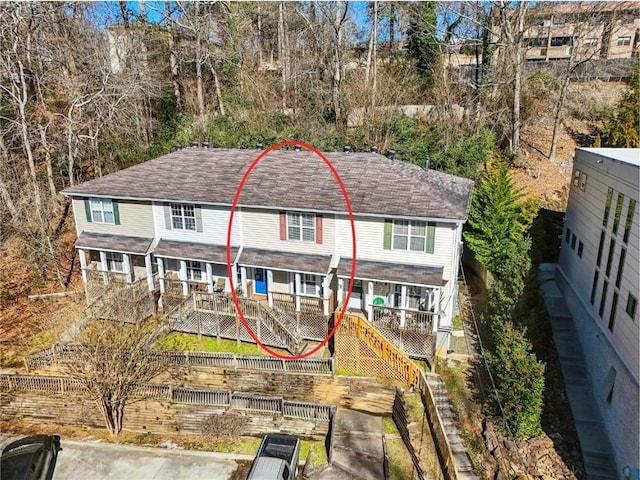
[75,232,158,301]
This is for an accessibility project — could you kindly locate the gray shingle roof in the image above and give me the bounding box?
[337,258,444,287]
[75,232,153,254]
[63,148,474,220]
[239,248,331,275]
[154,239,237,264]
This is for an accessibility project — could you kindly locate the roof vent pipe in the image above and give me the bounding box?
[190,141,199,148]
[174,144,182,151]
[294,145,302,152]
[386,149,395,160]
[343,145,351,153]
[370,146,378,153]
[424,158,430,170]
[256,143,263,150]
[202,141,210,149]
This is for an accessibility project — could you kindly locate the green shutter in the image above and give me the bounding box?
[425,223,435,254]
[112,200,120,225]
[84,198,92,222]
[383,219,393,250]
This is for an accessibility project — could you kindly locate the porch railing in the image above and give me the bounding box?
[370,305,436,331]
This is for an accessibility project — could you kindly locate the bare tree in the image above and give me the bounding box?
[62,318,167,436]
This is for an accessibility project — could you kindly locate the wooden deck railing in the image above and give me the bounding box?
[370,306,436,331]
[0,374,334,422]
[25,344,334,375]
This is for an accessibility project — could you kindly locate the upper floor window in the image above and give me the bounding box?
[623,199,635,243]
[573,170,581,187]
[384,219,435,254]
[617,36,631,46]
[172,203,196,230]
[612,193,624,235]
[580,172,588,191]
[603,187,613,227]
[552,16,566,25]
[280,212,322,244]
[85,198,120,225]
[550,36,571,47]
[584,38,598,47]
[164,203,202,232]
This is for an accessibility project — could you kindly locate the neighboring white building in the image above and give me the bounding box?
[62,146,474,357]
[558,147,639,472]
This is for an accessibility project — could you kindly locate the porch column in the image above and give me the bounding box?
[99,251,108,284]
[400,285,407,327]
[206,263,214,294]
[294,273,301,312]
[433,288,441,332]
[145,254,154,291]
[157,257,165,294]
[323,275,330,316]
[267,270,274,307]
[122,253,132,283]
[367,281,374,321]
[228,263,237,293]
[240,266,248,297]
[179,260,188,296]
[337,278,344,304]
[78,248,87,283]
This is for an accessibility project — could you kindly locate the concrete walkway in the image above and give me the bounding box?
[307,408,385,479]
[539,264,617,480]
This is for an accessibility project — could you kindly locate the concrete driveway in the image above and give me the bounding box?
[51,440,253,480]
[1,435,252,480]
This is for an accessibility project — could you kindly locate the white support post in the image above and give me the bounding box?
[400,284,407,327]
[433,288,441,332]
[78,248,87,283]
[337,278,344,304]
[228,264,237,293]
[267,270,274,307]
[367,281,374,321]
[122,253,132,283]
[99,251,108,284]
[157,257,165,294]
[180,260,188,296]
[206,263,214,294]
[241,266,248,297]
[294,273,301,312]
[323,275,330,316]
[145,254,154,291]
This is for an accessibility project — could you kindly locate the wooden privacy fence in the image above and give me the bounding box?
[25,344,334,375]
[0,374,334,422]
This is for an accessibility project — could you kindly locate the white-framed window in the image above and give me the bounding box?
[301,274,319,296]
[186,260,204,281]
[106,252,124,272]
[584,38,598,47]
[617,36,631,46]
[171,203,196,230]
[393,220,426,252]
[287,212,315,241]
[90,198,115,224]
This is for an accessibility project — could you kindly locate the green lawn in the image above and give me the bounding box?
[156,332,289,356]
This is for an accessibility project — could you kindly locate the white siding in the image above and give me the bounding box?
[334,215,457,281]
[152,202,240,246]
[241,207,335,255]
[73,198,155,238]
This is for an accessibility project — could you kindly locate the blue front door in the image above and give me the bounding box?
[254,268,267,294]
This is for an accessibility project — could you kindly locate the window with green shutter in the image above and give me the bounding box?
[385,219,436,253]
[85,198,118,224]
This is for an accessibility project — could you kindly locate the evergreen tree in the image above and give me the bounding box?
[600,64,639,148]
[407,2,440,85]
[464,164,538,277]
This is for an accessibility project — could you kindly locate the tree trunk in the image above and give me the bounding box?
[119,1,129,28]
[211,64,225,116]
[0,136,18,220]
[332,2,348,124]
[194,2,206,130]
[371,1,378,109]
[548,73,570,162]
[165,2,181,109]
[38,125,57,201]
[278,1,287,109]
[138,1,146,22]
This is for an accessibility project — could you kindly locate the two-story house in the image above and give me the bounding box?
[62,146,474,355]
[558,147,639,473]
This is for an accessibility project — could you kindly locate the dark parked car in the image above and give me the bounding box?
[0,435,61,480]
